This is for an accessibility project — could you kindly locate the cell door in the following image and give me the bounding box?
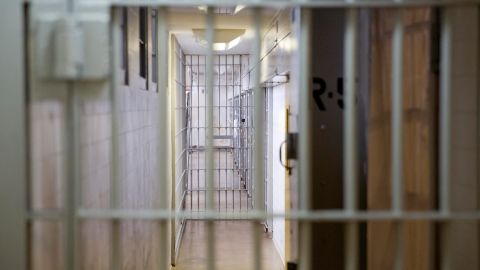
[184,54,254,212]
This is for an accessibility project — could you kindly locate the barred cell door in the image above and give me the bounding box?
[183,54,256,212]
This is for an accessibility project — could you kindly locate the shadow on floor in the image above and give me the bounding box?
[174,220,284,270]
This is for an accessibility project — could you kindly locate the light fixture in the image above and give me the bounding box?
[197,6,245,15]
[192,29,246,51]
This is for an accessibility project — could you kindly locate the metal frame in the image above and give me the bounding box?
[89,0,480,7]
[12,1,478,270]
[184,54,256,212]
[0,0,27,269]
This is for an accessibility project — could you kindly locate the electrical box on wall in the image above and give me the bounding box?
[35,14,110,81]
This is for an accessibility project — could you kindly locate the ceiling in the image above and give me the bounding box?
[168,7,278,55]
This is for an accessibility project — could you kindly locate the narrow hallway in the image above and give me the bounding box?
[175,221,284,270]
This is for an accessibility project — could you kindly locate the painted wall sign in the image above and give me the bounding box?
[312,77,344,111]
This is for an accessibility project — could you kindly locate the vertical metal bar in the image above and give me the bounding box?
[440,7,452,270]
[170,25,178,266]
[252,7,264,270]
[218,54,221,210]
[391,8,404,215]
[109,8,122,270]
[391,9,405,270]
[0,1,26,268]
[157,7,170,270]
[298,8,312,270]
[240,93,242,211]
[66,84,79,270]
[233,55,236,211]
[440,6,452,220]
[225,55,228,210]
[197,55,200,210]
[205,7,216,270]
[189,55,193,210]
[65,3,81,270]
[344,8,358,270]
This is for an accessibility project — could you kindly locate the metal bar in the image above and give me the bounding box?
[189,55,193,210]
[439,6,452,218]
[252,7,264,270]
[179,105,257,108]
[218,54,221,211]
[100,0,480,7]
[174,126,188,137]
[76,209,480,221]
[157,7,170,270]
[233,55,236,211]
[109,8,122,270]
[205,7,216,270]
[187,187,248,191]
[232,56,236,201]
[204,55,208,210]
[298,8,312,270]
[197,55,200,210]
[344,8,358,270]
[225,55,228,210]
[391,9,405,270]
[344,6,358,217]
[175,169,188,191]
[391,8,404,215]
[175,148,188,165]
[187,167,252,170]
[65,83,79,270]
[0,2,27,269]
[240,75,243,211]
[439,7,453,270]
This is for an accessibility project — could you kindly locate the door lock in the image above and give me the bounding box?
[279,132,297,175]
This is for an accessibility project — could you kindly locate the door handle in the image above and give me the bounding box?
[279,133,297,175]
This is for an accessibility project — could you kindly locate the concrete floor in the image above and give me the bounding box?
[175,221,284,270]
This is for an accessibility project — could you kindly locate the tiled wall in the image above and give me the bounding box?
[29,7,167,270]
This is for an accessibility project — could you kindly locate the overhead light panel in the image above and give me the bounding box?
[192,29,246,51]
[197,6,245,15]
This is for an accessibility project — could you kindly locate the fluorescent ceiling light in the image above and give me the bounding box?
[197,6,245,15]
[234,5,245,14]
[192,29,246,51]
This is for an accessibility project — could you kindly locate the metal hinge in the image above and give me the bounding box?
[34,13,110,81]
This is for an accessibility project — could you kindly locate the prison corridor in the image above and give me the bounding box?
[3,2,480,270]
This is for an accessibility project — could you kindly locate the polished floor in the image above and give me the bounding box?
[175,221,284,270]
[185,151,251,212]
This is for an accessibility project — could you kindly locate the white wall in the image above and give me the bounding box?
[243,8,293,263]
[271,83,288,262]
[28,7,170,270]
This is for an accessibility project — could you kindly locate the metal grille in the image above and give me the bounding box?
[183,54,254,212]
[4,1,479,270]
